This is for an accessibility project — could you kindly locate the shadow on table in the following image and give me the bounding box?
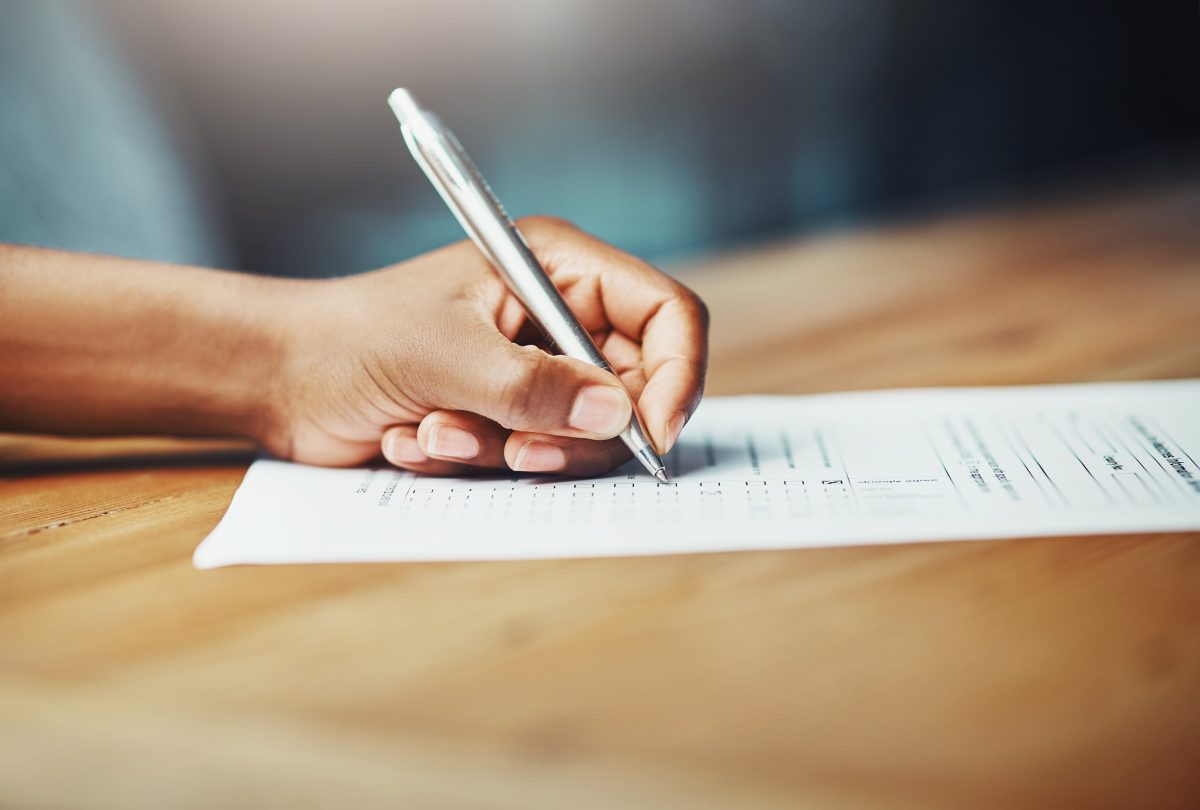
[0,435,259,477]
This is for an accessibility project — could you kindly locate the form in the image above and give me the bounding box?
[194,380,1200,567]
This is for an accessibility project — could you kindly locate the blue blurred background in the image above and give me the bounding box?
[2,0,1197,276]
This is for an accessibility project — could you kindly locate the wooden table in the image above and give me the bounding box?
[4,178,1199,808]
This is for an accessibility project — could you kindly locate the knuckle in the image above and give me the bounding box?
[494,347,549,428]
[675,282,710,328]
[516,214,575,235]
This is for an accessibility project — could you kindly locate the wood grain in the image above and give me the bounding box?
[3,178,1199,809]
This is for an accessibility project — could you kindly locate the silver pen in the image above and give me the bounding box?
[388,88,668,481]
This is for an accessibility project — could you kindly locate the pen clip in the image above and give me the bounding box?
[400,123,471,196]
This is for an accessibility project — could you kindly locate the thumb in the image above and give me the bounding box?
[443,331,632,439]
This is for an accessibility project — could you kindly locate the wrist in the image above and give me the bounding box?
[142,268,302,450]
[241,276,319,458]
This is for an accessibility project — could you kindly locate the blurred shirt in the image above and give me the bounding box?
[0,0,227,266]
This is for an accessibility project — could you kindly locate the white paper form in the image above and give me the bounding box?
[194,380,1200,567]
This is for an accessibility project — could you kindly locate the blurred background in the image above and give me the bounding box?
[1,0,1197,276]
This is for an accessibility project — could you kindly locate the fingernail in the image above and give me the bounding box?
[386,432,426,464]
[665,410,687,453]
[568,385,630,436]
[513,441,567,472]
[426,424,480,460]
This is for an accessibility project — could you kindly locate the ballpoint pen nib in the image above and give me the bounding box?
[654,468,668,483]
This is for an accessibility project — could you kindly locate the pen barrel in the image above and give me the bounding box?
[474,218,606,364]
[392,93,661,466]
[465,205,660,459]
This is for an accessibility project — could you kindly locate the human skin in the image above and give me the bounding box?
[0,217,708,476]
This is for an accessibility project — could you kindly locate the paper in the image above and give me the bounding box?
[194,380,1200,568]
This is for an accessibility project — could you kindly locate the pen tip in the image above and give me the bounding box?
[654,469,668,483]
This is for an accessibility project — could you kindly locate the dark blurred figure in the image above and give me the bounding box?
[3,1,1198,275]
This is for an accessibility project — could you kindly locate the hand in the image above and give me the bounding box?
[271,217,708,476]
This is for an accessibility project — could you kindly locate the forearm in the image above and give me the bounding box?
[0,244,299,443]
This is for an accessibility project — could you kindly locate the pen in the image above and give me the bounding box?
[387,88,668,481]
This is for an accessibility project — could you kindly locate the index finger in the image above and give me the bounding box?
[521,217,709,454]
